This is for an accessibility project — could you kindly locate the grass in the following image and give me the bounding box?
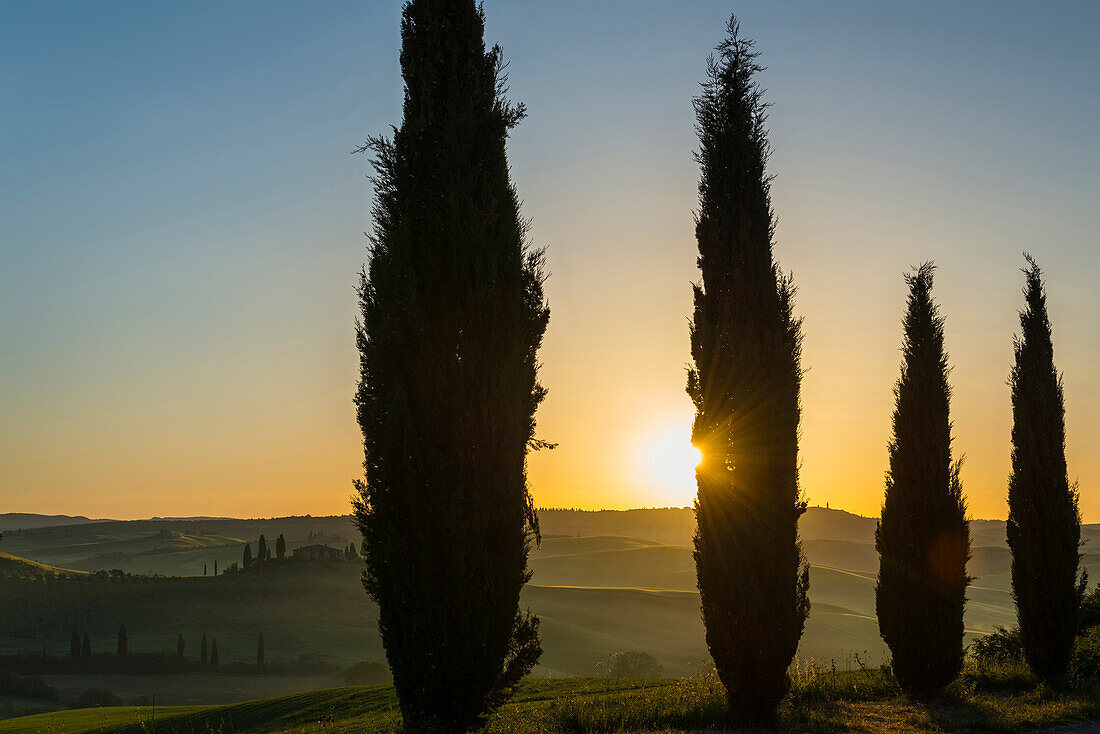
[4,666,1100,734]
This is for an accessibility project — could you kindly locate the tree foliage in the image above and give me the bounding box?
[1007,255,1084,681]
[352,0,549,730]
[875,263,970,698]
[687,16,808,723]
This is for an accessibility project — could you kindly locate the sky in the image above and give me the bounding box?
[1,1,1097,521]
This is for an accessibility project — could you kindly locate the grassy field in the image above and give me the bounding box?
[4,670,1099,734]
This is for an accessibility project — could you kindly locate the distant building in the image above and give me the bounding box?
[291,544,342,561]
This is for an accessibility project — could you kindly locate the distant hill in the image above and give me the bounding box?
[0,513,100,531]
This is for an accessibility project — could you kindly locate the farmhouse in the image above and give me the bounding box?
[291,543,342,561]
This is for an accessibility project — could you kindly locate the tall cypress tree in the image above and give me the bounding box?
[876,263,970,698]
[352,1,548,730]
[258,535,268,562]
[242,542,252,569]
[177,633,185,659]
[1007,255,1084,681]
[687,17,808,723]
[276,534,286,561]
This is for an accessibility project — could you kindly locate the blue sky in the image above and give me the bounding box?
[1,1,1097,519]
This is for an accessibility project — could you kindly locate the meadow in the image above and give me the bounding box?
[4,666,1100,734]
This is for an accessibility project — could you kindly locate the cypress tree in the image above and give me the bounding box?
[117,624,127,658]
[177,634,185,659]
[687,17,808,722]
[258,535,268,562]
[257,632,265,668]
[210,638,219,669]
[70,626,80,660]
[352,1,548,729]
[276,534,286,560]
[242,542,253,569]
[875,263,970,698]
[1007,255,1084,681]
[81,633,91,660]
[214,559,218,575]
[200,633,208,667]
[204,563,207,576]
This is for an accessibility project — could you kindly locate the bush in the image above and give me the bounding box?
[73,688,122,708]
[1070,626,1100,682]
[1079,586,1100,632]
[602,651,663,679]
[344,660,391,686]
[971,626,1024,664]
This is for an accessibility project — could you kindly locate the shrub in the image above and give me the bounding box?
[603,651,664,679]
[0,671,59,701]
[971,626,1024,664]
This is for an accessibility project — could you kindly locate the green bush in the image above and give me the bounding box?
[601,651,664,679]
[971,626,1024,664]
[1070,626,1100,682]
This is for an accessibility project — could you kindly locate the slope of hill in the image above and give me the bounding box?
[0,552,83,579]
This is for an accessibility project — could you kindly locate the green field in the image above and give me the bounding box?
[5,673,1100,734]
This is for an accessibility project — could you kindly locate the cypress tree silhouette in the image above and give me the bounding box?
[177,633,185,659]
[117,624,127,658]
[257,632,265,668]
[258,534,268,562]
[214,559,218,575]
[242,542,253,569]
[1007,255,1084,682]
[70,626,80,660]
[876,263,970,698]
[352,0,548,729]
[687,16,808,723]
[276,534,286,560]
[200,633,208,667]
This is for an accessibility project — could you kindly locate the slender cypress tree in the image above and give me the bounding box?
[876,263,970,698]
[1007,255,1084,681]
[242,542,253,569]
[214,559,218,575]
[177,633,185,659]
[687,17,808,723]
[200,633,208,667]
[258,535,268,562]
[352,1,548,730]
[70,626,80,660]
[117,624,127,658]
[276,534,286,560]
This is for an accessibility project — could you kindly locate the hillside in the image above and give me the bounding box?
[0,552,82,579]
[3,506,1098,686]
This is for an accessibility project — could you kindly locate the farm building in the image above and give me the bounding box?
[291,544,342,561]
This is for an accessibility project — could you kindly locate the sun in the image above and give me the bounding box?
[639,421,702,507]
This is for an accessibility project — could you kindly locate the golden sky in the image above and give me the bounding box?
[2,2,1097,521]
